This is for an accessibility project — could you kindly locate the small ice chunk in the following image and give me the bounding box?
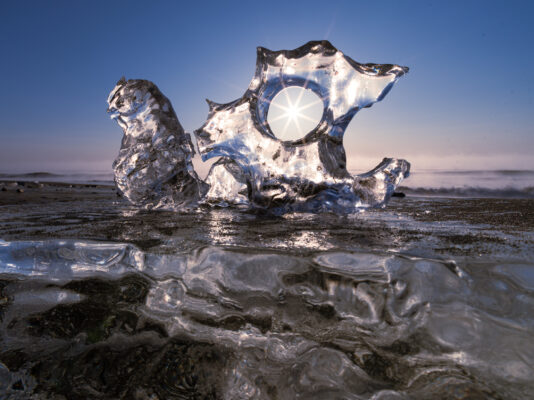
[107,78,206,209]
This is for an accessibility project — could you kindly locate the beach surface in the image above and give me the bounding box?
[1,179,532,246]
[1,180,533,399]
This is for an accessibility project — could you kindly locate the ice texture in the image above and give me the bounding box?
[107,78,206,209]
[108,41,410,212]
[2,234,534,398]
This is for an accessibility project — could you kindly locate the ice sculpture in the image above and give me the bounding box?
[108,41,410,212]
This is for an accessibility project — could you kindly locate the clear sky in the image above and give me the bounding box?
[1,0,533,175]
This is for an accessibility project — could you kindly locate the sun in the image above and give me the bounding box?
[287,104,301,121]
[267,86,323,141]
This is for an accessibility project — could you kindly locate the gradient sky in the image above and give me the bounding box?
[1,0,533,175]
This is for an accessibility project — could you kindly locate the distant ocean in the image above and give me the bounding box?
[396,169,534,198]
[345,168,534,198]
[2,169,534,198]
[0,171,114,186]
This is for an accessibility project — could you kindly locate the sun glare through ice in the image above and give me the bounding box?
[267,86,323,141]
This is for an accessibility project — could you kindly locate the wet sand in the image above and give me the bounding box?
[0,180,117,206]
[1,179,533,260]
[1,179,533,232]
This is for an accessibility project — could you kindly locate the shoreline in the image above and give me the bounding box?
[1,179,533,227]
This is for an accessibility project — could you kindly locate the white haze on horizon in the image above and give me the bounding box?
[1,153,533,180]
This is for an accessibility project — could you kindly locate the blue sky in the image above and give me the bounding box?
[1,0,533,174]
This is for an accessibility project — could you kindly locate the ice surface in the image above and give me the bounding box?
[2,235,534,398]
[108,41,410,212]
[1,192,534,398]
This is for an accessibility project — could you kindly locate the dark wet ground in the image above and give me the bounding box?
[1,181,533,399]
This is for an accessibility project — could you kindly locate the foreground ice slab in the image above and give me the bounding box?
[108,41,410,212]
[2,237,534,398]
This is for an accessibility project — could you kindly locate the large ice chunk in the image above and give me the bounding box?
[196,40,410,211]
[107,41,410,212]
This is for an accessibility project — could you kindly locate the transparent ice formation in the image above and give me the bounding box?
[107,78,206,209]
[2,235,534,398]
[108,41,410,212]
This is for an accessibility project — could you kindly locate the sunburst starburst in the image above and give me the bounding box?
[267,86,323,141]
